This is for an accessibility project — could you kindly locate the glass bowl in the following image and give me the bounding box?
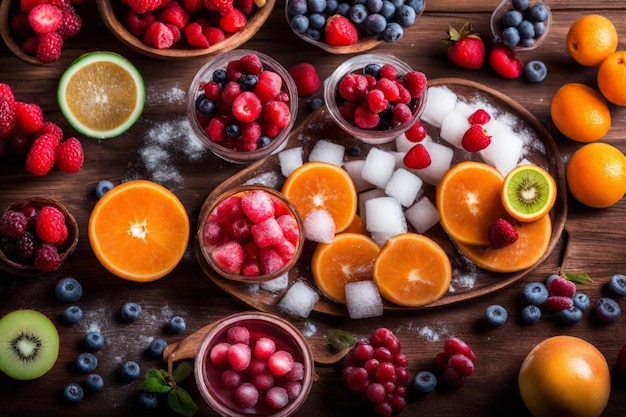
[187,49,298,164]
[197,185,304,283]
[323,53,427,144]
[194,311,315,417]
[490,0,551,51]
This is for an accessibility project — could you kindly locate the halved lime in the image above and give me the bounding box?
[501,165,557,222]
[57,51,145,139]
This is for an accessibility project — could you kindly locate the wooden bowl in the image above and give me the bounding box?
[0,0,44,65]
[96,0,276,60]
[0,197,79,277]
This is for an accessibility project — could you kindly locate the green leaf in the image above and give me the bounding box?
[142,368,172,393]
[168,387,198,417]
[327,328,356,351]
[172,361,193,384]
[565,272,592,283]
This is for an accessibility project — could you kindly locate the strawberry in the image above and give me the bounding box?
[0,83,16,137]
[461,124,491,152]
[468,109,490,125]
[405,120,426,142]
[446,23,485,70]
[55,137,84,173]
[488,218,518,249]
[324,15,358,46]
[36,31,64,63]
[56,5,82,39]
[288,63,320,97]
[28,4,63,34]
[403,143,431,169]
[489,45,523,79]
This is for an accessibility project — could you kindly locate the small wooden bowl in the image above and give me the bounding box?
[0,197,79,277]
[0,0,43,65]
[96,0,276,60]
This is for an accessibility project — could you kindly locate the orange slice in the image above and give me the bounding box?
[436,161,508,246]
[311,233,380,304]
[501,165,557,222]
[88,180,190,282]
[373,233,451,307]
[456,215,552,273]
[282,162,357,233]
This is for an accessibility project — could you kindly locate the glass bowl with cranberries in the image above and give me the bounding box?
[197,185,304,283]
[194,311,315,417]
[323,53,428,144]
[490,0,551,51]
[0,197,79,277]
[188,49,298,164]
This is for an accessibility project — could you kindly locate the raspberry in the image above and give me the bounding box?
[232,91,262,123]
[35,205,68,247]
[25,133,56,176]
[33,242,62,271]
[221,81,242,105]
[159,2,189,29]
[461,124,491,152]
[403,143,431,169]
[37,121,64,146]
[20,36,39,56]
[403,71,427,98]
[143,21,174,49]
[254,71,282,102]
[366,89,388,113]
[212,240,245,273]
[36,31,64,63]
[353,103,379,129]
[0,83,16,137]
[338,74,368,101]
[392,103,412,124]
[261,100,291,129]
[127,0,163,14]
[543,295,573,313]
[204,26,225,45]
[375,78,400,102]
[239,54,263,75]
[57,5,82,39]
[183,0,205,12]
[219,8,247,33]
[468,109,491,125]
[488,218,518,248]
[288,63,320,97]
[184,22,209,48]
[404,120,426,142]
[28,4,63,34]
[546,274,576,298]
[0,210,28,238]
[55,137,83,173]
[204,0,234,13]
[15,102,44,133]
[124,9,154,37]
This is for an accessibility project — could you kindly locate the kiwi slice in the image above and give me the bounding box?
[501,165,557,222]
[0,309,60,380]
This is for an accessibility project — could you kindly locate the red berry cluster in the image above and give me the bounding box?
[433,337,476,388]
[341,328,409,417]
[0,204,70,271]
[10,0,84,63]
[461,108,492,152]
[0,83,84,176]
[208,324,306,411]
[121,0,262,49]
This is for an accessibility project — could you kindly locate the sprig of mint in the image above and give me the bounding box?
[327,328,356,351]
[564,272,592,284]
[142,362,198,417]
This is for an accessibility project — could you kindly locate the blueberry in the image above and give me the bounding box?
[225,123,240,138]
[169,316,186,334]
[521,304,541,323]
[394,4,416,27]
[64,383,84,403]
[366,0,383,13]
[121,302,142,322]
[212,68,227,85]
[519,37,536,48]
[523,282,549,305]
[55,277,83,303]
[324,0,338,14]
[405,0,424,13]
[148,338,168,359]
[85,374,104,392]
[288,0,308,15]
[307,0,326,13]
[533,21,546,37]
[559,306,583,325]
[382,22,403,42]
[257,135,271,148]
[364,14,387,35]
[139,391,159,409]
[76,352,98,373]
[502,26,521,47]
[290,14,309,34]
[195,94,216,116]
[518,20,535,39]
[95,180,114,199]
[85,331,105,351]
[608,274,626,296]
[413,370,437,393]
[363,63,382,78]
[62,305,83,324]
[308,12,326,29]
[120,360,141,382]
[502,10,523,28]
[389,0,403,8]
[573,292,591,311]
[524,60,547,82]
[512,0,529,11]
[379,0,395,20]
[238,74,258,91]
[595,297,621,323]
[485,304,508,326]
[348,4,368,25]
[347,145,362,157]
[307,97,324,112]
[527,3,549,22]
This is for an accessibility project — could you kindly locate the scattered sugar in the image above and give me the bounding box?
[448,263,479,292]
[417,325,448,343]
[146,85,186,105]
[244,171,282,189]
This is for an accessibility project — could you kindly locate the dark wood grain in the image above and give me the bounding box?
[1,1,626,416]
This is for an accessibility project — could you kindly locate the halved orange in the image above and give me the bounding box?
[501,165,557,222]
[282,162,357,233]
[311,233,380,304]
[436,161,508,246]
[343,214,367,234]
[373,233,451,307]
[88,180,190,282]
[456,215,552,273]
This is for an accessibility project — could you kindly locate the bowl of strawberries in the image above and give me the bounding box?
[96,0,275,59]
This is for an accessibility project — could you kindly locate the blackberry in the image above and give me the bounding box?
[33,243,61,272]
[0,210,28,238]
[196,94,217,116]
[238,74,258,91]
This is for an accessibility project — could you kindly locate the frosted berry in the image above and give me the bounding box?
[523,281,549,306]
[485,304,508,326]
[608,274,626,297]
[595,297,621,323]
[0,210,28,238]
[546,275,576,298]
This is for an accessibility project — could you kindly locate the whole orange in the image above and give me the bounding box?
[518,336,611,417]
[566,142,626,208]
[598,50,626,106]
[550,83,611,143]
[566,14,618,66]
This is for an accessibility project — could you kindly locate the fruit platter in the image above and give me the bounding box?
[2,1,626,417]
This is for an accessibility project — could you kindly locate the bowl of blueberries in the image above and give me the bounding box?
[490,0,551,51]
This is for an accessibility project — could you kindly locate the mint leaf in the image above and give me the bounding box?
[565,272,592,283]
[172,361,193,384]
[327,328,356,351]
[142,369,172,393]
[168,386,198,417]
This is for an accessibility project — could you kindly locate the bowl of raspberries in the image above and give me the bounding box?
[490,0,551,51]
[0,197,79,276]
[197,185,304,283]
[323,53,428,144]
[187,49,298,163]
[97,0,275,59]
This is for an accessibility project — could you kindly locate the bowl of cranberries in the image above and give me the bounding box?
[197,185,304,283]
[194,311,315,416]
[0,197,79,276]
[323,53,428,144]
[188,49,298,163]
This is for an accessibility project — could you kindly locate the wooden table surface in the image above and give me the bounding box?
[2,1,626,416]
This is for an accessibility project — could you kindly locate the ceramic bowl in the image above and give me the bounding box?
[490,0,551,51]
[0,0,45,65]
[194,311,315,417]
[96,0,276,60]
[0,197,79,276]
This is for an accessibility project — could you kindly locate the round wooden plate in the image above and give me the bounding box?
[195,78,568,317]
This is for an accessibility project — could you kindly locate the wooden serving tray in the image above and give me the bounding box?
[194,78,568,317]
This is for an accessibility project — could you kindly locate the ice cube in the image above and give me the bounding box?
[385,168,423,207]
[303,209,336,243]
[439,111,471,149]
[370,231,396,246]
[308,139,345,166]
[279,147,304,178]
[358,188,386,221]
[405,197,440,234]
[481,119,523,176]
[345,280,384,319]
[277,280,319,318]
[452,99,475,118]
[408,141,454,185]
[260,273,289,292]
[421,86,458,128]
[365,197,407,234]
[395,132,432,153]
[343,160,373,192]
[361,148,396,189]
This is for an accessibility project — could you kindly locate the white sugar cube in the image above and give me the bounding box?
[421,86,457,128]
[359,188,386,220]
[343,160,373,192]
[440,111,471,149]
[260,273,289,292]
[365,196,407,234]
[345,280,384,319]
[308,139,345,166]
[361,148,396,189]
[370,230,397,246]
[408,141,454,185]
[405,197,440,234]
[279,147,304,178]
[304,209,336,243]
[481,120,523,176]
[277,281,319,318]
[385,168,423,207]
[452,99,476,118]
